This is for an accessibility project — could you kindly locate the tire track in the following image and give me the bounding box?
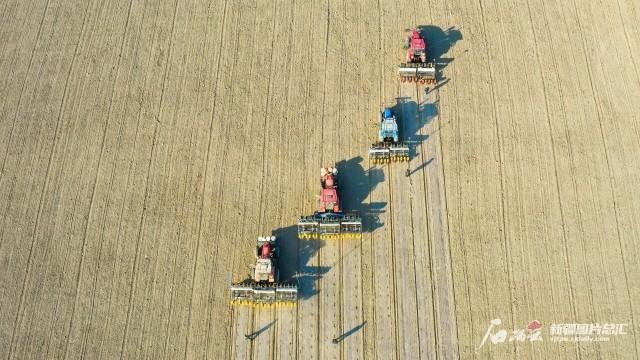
[372,2,383,359]
[118,0,180,356]
[420,81,461,359]
[523,0,580,356]
[498,0,534,353]
[228,306,237,359]
[527,0,590,356]
[247,5,281,359]
[478,0,515,334]
[90,3,147,357]
[404,6,429,360]
[294,2,317,356]
[0,1,76,353]
[406,1,452,358]
[202,1,241,351]
[562,3,608,357]
[614,0,640,87]
[294,2,322,358]
[387,149,400,360]
[481,6,519,356]
[0,1,42,86]
[339,2,365,359]
[412,83,437,360]
[566,4,616,352]
[8,1,93,357]
[182,0,228,356]
[155,2,202,356]
[85,0,161,357]
[64,0,135,357]
[285,1,302,358]
[572,1,638,357]
[163,12,215,360]
[314,1,329,358]
[555,0,596,341]
[293,0,327,358]
[592,0,640,339]
[255,0,280,230]
[392,2,430,358]
[92,28,141,353]
[497,2,563,357]
[351,3,368,360]
[0,0,51,182]
[317,1,344,358]
[429,3,462,356]
[227,2,262,358]
[358,2,383,358]
[270,0,299,358]
[232,0,291,357]
[202,0,242,342]
[250,0,296,357]
[11,0,100,350]
[0,180,15,260]
[386,87,403,360]
[373,2,400,359]
[439,1,476,356]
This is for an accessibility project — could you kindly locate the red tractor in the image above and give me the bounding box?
[298,166,362,240]
[398,28,436,84]
[230,235,298,306]
[319,167,340,212]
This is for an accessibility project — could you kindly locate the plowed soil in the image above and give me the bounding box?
[1,0,638,359]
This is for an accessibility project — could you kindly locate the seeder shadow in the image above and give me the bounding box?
[248,320,276,339]
[408,158,434,176]
[417,25,462,83]
[334,321,367,342]
[336,156,386,233]
[273,225,329,300]
[394,97,439,160]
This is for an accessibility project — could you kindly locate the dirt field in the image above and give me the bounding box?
[1,0,639,359]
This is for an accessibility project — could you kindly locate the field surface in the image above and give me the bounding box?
[1,0,639,359]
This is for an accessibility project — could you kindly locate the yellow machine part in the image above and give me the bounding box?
[230,300,297,307]
[371,156,409,164]
[299,232,363,240]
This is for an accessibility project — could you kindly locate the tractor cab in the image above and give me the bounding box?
[319,188,340,213]
[257,241,273,258]
[407,30,427,63]
[254,258,275,283]
[379,108,400,143]
[409,30,425,50]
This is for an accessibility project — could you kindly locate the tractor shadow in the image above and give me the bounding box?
[417,25,462,83]
[336,156,386,233]
[394,97,439,161]
[283,156,385,301]
[274,225,329,300]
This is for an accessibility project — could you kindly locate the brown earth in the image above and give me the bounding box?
[0,0,638,359]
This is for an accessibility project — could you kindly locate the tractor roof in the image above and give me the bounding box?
[410,31,426,49]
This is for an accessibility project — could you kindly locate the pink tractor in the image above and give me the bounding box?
[398,29,436,84]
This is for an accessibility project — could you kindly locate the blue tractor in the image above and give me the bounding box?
[369,107,409,163]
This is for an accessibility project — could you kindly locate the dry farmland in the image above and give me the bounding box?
[1,0,639,359]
